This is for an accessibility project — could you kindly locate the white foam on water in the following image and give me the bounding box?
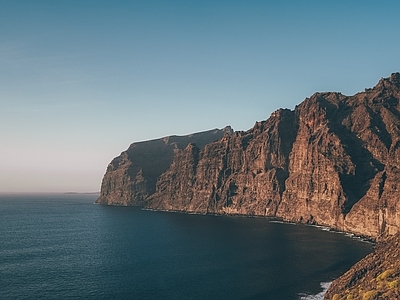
[299,282,332,300]
[307,224,332,231]
[269,220,298,225]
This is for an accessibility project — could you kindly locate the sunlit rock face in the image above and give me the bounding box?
[98,73,400,239]
[147,108,297,216]
[278,73,400,237]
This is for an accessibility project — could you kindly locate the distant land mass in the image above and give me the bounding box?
[64,192,100,195]
[97,73,400,299]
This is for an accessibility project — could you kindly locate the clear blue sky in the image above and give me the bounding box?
[1,0,400,193]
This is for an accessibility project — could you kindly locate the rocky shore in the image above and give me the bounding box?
[324,233,400,299]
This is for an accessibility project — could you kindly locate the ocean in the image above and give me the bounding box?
[0,194,372,299]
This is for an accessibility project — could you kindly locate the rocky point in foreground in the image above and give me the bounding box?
[324,233,400,299]
[98,72,400,239]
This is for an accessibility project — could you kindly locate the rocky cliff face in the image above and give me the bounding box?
[277,74,400,237]
[147,108,297,216]
[96,126,233,206]
[97,73,400,238]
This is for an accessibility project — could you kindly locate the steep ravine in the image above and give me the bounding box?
[97,73,400,298]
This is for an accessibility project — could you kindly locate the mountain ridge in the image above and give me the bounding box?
[97,72,400,239]
[96,126,233,206]
[97,73,400,299]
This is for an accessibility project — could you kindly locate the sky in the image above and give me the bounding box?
[1,0,400,193]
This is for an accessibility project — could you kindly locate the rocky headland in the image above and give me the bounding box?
[324,232,400,300]
[97,73,400,298]
[96,126,233,206]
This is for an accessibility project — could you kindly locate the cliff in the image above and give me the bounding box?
[146,108,297,215]
[97,73,400,239]
[96,126,233,206]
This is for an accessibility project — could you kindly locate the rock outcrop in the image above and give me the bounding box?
[324,233,400,300]
[97,73,400,239]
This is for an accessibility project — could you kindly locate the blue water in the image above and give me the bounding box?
[0,194,372,299]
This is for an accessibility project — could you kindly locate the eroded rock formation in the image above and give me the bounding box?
[97,73,400,239]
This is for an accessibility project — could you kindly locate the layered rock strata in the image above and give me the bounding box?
[97,73,400,239]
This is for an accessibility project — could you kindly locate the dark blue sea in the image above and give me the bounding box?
[0,194,372,300]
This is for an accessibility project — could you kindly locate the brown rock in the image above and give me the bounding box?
[324,233,400,300]
[147,108,297,216]
[96,126,232,206]
[97,73,400,239]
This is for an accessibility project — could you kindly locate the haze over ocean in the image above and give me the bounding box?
[1,0,400,193]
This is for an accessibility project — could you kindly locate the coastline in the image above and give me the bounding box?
[300,282,332,300]
[140,205,377,299]
[142,206,377,243]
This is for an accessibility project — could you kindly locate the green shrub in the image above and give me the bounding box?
[332,294,340,300]
[363,290,378,300]
[376,269,395,281]
[387,280,399,289]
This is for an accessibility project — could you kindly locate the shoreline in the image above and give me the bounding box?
[140,206,377,243]
[299,282,332,300]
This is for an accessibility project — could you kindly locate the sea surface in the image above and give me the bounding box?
[0,194,373,300]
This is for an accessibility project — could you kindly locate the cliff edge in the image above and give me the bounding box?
[97,73,400,239]
[96,126,233,206]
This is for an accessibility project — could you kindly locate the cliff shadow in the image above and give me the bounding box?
[320,98,384,214]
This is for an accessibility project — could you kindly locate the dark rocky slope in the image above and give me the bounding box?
[324,233,400,300]
[97,73,400,239]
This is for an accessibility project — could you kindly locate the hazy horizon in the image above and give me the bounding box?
[2,0,400,193]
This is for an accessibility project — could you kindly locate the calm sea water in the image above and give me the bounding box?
[0,194,372,300]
